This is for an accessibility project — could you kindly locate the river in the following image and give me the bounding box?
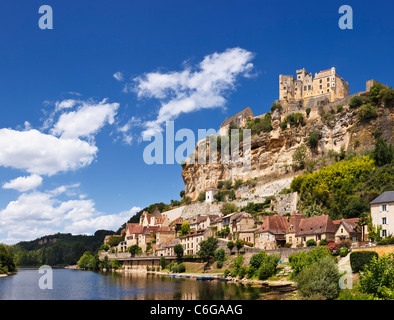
[0,268,290,300]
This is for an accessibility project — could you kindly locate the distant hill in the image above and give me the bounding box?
[13,230,115,266]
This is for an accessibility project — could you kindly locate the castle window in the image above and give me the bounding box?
[327,89,330,92]
[304,86,307,91]
[327,83,330,87]
[327,77,330,82]
[320,79,322,83]
[308,85,311,90]
[320,85,322,89]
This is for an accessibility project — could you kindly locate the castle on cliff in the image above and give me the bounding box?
[279,67,349,103]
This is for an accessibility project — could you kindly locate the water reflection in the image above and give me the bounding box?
[0,269,287,300]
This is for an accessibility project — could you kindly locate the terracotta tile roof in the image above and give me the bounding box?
[256,215,289,235]
[333,218,361,235]
[287,213,306,233]
[295,215,336,236]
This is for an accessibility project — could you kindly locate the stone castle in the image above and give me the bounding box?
[279,67,349,104]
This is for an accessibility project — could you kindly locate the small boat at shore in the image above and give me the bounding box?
[197,276,214,281]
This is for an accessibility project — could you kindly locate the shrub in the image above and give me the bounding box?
[372,129,382,139]
[238,266,247,279]
[336,105,344,113]
[358,254,394,299]
[234,179,243,189]
[227,241,234,252]
[306,239,317,247]
[339,247,349,257]
[289,246,332,275]
[306,108,311,117]
[285,113,305,127]
[217,181,224,189]
[380,87,394,108]
[214,191,226,202]
[292,145,307,169]
[271,102,283,112]
[369,83,386,106]
[257,261,276,280]
[197,191,206,202]
[296,257,340,300]
[249,251,268,269]
[307,131,319,149]
[349,96,363,109]
[214,248,225,262]
[221,202,238,215]
[223,269,231,277]
[357,103,377,122]
[216,260,224,269]
[319,239,327,246]
[350,251,379,273]
[280,121,288,130]
[172,263,186,273]
[230,255,245,275]
[224,180,233,190]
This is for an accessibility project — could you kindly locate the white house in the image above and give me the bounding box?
[205,188,218,203]
[370,191,394,238]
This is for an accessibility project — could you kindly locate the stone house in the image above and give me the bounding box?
[179,228,214,255]
[156,238,180,257]
[125,223,143,248]
[189,215,209,230]
[238,229,258,246]
[138,226,160,253]
[230,212,255,234]
[370,191,394,238]
[219,106,254,136]
[289,215,337,247]
[255,215,289,250]
[333,218,364,242]
[155,226,176,248]
[285,213,306,247]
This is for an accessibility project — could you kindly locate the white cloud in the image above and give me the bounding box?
[55,99,78,111]
[127,47,255,138]
[0,189,141,244]
[0,128,97,176]
[113,72,124,82]
[50,99,119,139]
[2,174,43,192]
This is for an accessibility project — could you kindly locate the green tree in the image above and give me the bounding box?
[128,244,142,255]
[0,244,16,274]
[349,95,364,108]
[180,190,185,198]
[235,239,244,254]
[159,256,166,269]
[221,202,238,215]
[357,103,377,122]
[227,241,234,253]
[292,145,307,169]
[296,257,340,300]
[198,237,218,262]
[371,138,393,167]
[180,221,190,236]
[174,244,184,262]
[77,251,94,270]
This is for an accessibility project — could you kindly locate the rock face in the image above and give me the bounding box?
[181,101,394,201]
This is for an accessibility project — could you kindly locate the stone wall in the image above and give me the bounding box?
[352,244,394,257]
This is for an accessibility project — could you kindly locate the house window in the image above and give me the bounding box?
[317,235,321,241]
[382,230,387,237]
[382,217,387,225]
[302,237,306,242]
[382,204,388,211]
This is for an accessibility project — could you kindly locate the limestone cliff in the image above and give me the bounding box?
[181,97,394,201]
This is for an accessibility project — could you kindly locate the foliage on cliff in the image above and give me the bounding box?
[291,140,394,220]
[0,244,17,274]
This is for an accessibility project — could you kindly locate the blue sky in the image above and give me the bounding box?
[0,0,393,243]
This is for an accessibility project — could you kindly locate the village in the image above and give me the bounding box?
[101,190,392,263]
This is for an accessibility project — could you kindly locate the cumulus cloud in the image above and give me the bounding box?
[0,189,141,244]
[0,128,98,176]
[2,174,43,192]
[50,99,119,139]
[127,47,255,138]
[113,72,124,82]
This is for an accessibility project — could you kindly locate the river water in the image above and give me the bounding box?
[0,268,288,300]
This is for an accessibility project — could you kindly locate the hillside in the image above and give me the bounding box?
[181,84,394,201]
